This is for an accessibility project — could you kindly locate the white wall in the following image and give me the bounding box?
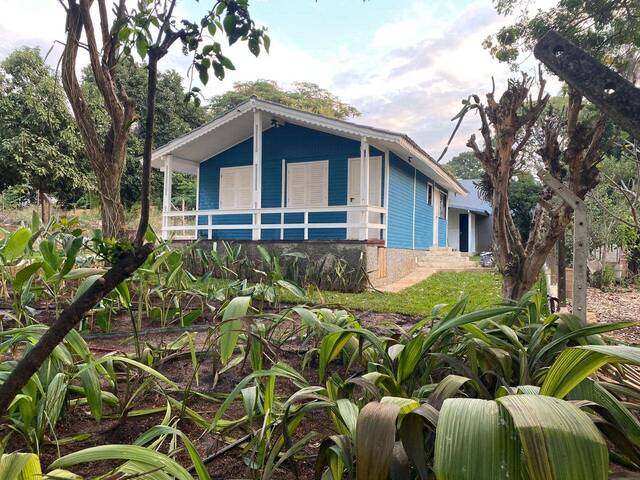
[469,213,476,253]
[448,210,460,250]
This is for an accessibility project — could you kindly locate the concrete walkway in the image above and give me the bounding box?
[377,267,486,293]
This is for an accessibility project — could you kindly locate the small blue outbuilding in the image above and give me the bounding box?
[151,98,466,252]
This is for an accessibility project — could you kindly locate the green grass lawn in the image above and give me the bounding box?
[298,270,503,317]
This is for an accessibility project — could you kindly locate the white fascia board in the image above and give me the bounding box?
[150,102,253,161]
[397,138,467,196]
[252,99,398,144]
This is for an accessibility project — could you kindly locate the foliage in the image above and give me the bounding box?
[0,48,90,206]
[486,0,640,74]
[509,173,543,241]
[81,61,210,209]
[1,214,640,478]
[443,152,483,180]
[208,79,360,119]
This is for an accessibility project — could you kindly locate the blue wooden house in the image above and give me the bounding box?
[151,98,465,255]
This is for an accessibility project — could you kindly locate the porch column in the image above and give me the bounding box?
[252,110,263,240]
[162,155,173,240]
[384,150,390,245]
[359,138,370,240]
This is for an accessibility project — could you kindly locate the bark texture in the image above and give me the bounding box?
[467,74,607,300]
[0,243,153,413]
[61,0,134,239]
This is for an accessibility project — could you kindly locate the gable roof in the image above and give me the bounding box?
[449,179,492,215]
[151,97,466,195]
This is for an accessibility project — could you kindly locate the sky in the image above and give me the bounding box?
[0,0,559,162]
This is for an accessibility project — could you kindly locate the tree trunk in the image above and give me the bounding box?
[135,52,159,246]
[0,243,153,414]
[97,168,126,239]
[38,190,51,225]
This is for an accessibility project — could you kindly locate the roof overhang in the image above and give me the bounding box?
[151,98,467,195]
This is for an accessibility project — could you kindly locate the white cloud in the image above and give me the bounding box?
[0,0,561,162]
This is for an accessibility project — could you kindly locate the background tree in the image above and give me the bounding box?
[208,79,360,118]
[485,0,640,77]
[82,61,210,209]
[444,152,484,179]
[0,0,267,413]
[0,48,91,221]
[508,173,543,241]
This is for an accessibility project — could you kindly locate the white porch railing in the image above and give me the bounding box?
[162,205,387,241]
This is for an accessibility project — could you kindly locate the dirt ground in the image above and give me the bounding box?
[583,285,640,343]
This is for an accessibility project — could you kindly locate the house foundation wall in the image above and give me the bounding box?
[177,240,427,292]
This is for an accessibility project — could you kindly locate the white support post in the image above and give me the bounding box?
[384,150,390,245]
[253,110,263,240]
[194,168,200,240]
[304,211,309,240]
[281,159,286,240]
[412,168,417,249]
[162,155,173,240]
[359,138,370,240]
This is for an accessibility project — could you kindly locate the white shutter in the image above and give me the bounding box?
[306,161,328,207]
[236,173,253,209]
[219,169,235,209]
[287,163,307,207]
[219,166,253,210]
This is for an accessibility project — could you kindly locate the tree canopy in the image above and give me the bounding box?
[0,48,90,206]
[82,61,210,209]
[444,152,484,180]
[486,0,640,77]
[208,79,360,119]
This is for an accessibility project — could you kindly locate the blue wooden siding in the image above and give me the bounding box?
[197,122,443,247]
[415,171,434,249]
[197,139,252,239]
[387,153,415,249]
[199,123,386,241]
[438,218,447,247]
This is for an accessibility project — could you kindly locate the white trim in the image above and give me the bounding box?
[162,204,388,240]
[253,110,263,240]
[281,159,286,239]
[412,167,417,250]
[384,150,390,246]
[195,168,200,210]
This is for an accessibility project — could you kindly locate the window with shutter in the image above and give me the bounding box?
[219,166,254,210]
[287,160,329,208]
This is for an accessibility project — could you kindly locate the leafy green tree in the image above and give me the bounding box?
[444,152,484,179]
[486,0,640,76]
[82,61,209,208]
[208,79,360,119]
[0,48,90,214]
[509,173,542,241]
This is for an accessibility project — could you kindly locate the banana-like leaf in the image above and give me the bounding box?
[498,394,608,480]
[531,321,638,367]
[569,378,640,446]
[219,296,251,365]
[427,374,475,410]
[356,402,400,480]
[540,345,640,398]
[135,425,211,480]
[2,227,31,262]
[0,452,42,479]
[434,398,521,480]
[48,444,193,480]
